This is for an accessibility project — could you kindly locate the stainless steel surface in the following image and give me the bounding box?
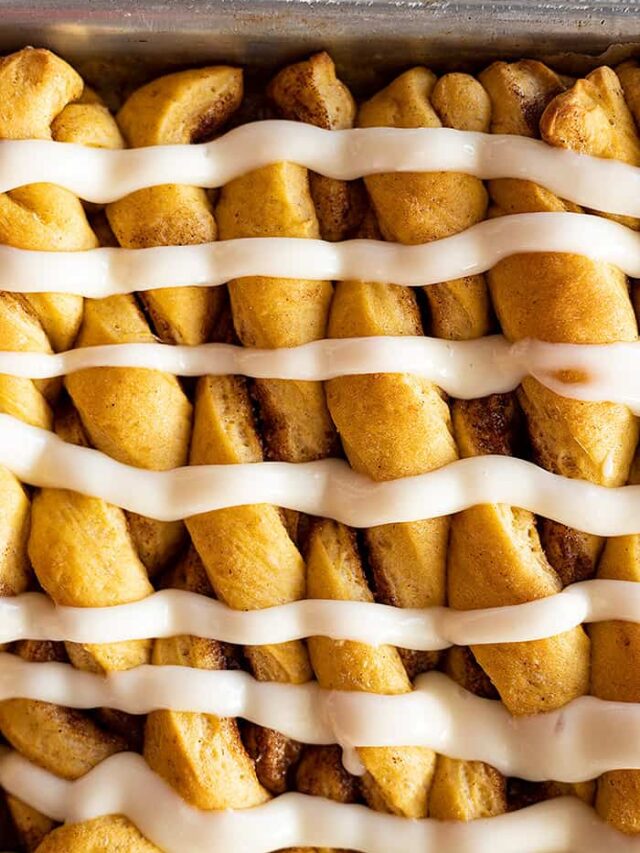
[0,0,640,91]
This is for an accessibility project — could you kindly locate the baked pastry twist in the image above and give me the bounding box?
[0,46,145,850]
[478,59,639,817]
[587,59,640,834]
[321,66,501,821]
[447,63,594,716]
[102,64,270,829]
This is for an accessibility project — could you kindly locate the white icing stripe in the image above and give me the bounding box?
[2,122,640,216]
[0,212,639,297]
[2,751,636,853]
[2,413,640,535]
[2,658,640,782]
[0,335,521,389]
[0,579,636,649]
[1,335,640,413]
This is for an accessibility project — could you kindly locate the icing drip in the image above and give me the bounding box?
[2,414,640,534]
[2,658,640,781]
[0,579,637,649]
[0,750,639,852]
[0,212,639,297]
[1,123,640,215]
[1,335,639,412]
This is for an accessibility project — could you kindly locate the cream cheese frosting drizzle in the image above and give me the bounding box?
[2,658,640,782]
[2,123,640,215]
[1,335,639,412]
[2,413,640,534]
[1,212,639,297]
[2,750,637,853]
[0,579,636,649]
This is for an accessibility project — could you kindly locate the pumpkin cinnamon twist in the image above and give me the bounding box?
[52,65,274,839]
[186,56,361,853]
[0,47,149,851]
[587,60,640,835]
[4,58,242,852]
[91,65,268,839]
[454,59,639,823]
[445,70,589,736]
[419,71,506,821]
[266,58,370,844]
[319,67,496,820]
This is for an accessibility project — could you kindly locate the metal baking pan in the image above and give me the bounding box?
[0,0,639,92]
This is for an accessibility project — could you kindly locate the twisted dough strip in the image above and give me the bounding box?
[0,48,97,618]
[109,66,241,346]
[317,68,494,820]
[0,48,144,850]
[214,64,339,465]
[485,62,639,516]
[72,67,270,839]
[27,112,160,688]
[445,64,591,734]
[476,60,639,826]
[100,67,241,575]
[16,62,256,852]
[411,71,506,822]
[268,52,366,243]
[187,56,360,851]
[589,60,640,835]
[430,647,507,819]
[144,548,269,812]
[267,56,366,849]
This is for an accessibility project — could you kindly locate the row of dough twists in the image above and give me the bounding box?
[2,44,640,851]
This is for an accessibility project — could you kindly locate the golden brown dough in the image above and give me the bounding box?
[215,162,336,462]
[307,519,436,818]
[383,70,507,818]
[64,295,192,576]
[428,756,506,821]
[214,56,359,469]
[448,396,590,712]
[5,795,55,852]
[144,550,269,811]
[479,60,565,137]
[0,641,126,780]
[109,66,243,345]
[479,59,639,826]
[7,57,163,680]
[365,70,504,819]
[34,815,160,852]
[617,60,640,126]
[329,67,485,683]
[269,52,365,241]
[483,62,638,581]
[321,67,496,816]
[187,375,310,683]
[0,465,31,598]
[592,459,640,831]
[192,61,361,827]
[52,102,125,149]
[424,71,492,340]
